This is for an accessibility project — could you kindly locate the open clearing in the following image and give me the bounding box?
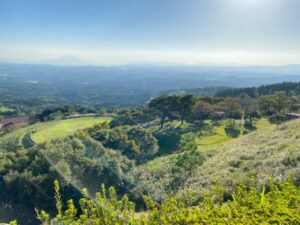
[150,118,271,155]
[31,117,111,143]
[197,118,270,151]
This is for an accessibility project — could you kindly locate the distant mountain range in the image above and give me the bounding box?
[1,59,300,75]
[0,56,90,66]
[0,62,300,106]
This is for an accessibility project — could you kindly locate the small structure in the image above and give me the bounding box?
[284,113,300,120]
[0,116,29,130]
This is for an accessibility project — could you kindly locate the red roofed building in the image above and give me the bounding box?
[0,116,29,130]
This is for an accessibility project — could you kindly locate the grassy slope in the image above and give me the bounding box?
[0,117,111,151]
[148,119,271,167]
[0,123,43,151]
[31,117,111,143]
[197,118,270,151]
[151,118,270,155]
[136,119,299,197]
[184,119,300,193]
[0,107,15,113]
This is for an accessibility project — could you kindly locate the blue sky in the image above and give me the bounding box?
[0,0,300,65]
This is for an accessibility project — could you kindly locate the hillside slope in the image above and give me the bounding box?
[135,120,300,198]
[184,119,300,193]
[1,118,299,224]
[0,117,110,151]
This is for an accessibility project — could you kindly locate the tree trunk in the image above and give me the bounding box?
[181,118,184,125]
[160,118,164,129]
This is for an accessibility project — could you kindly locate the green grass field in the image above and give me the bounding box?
[0,107,15,114]
[197,118,271,150]
[31,117,111,143]
[0,123,43,151]
[151,118,271,154]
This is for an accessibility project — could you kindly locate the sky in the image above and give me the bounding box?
[0,0,300,65]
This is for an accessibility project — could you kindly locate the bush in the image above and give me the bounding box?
[88,125,158,163]
[34,178,300,225]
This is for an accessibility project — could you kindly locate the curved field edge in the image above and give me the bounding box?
[30,117,111,143]
[0,117,111,150]
[0,123,45,151]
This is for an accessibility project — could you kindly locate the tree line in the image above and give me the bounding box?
[216,81,300,98]
[110,89,299,129]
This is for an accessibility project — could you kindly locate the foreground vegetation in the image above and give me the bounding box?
[31,178,300,225]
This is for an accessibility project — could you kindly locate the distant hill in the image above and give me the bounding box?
[216,81,300,98]
[158,86,230,96]
[36,55,91,66]
[1,63,300,107]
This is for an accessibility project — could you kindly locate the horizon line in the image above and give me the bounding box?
[1,59,300,68]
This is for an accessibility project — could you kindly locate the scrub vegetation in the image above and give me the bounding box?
[0,81,300,224]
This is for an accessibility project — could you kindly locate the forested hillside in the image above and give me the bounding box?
[1,81,300,224]
[2,118,299,224]
[216,81,300,98]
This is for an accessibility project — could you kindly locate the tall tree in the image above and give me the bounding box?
[258,92,290,116]
[217,98,243,127]
[190,100,213,125]
[177,94,196,124]
[149,96,173,128]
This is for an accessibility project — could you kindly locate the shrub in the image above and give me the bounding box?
[34,178,300,225]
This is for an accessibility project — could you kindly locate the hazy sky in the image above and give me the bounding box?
[1,0,300,65]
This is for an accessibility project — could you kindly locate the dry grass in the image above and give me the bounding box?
[184,119,300,194]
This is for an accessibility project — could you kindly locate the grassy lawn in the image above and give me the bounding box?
[0,107,15,114]
[254,118,270,129]
[197,118,271,151]
[31,117,111,143]
[0,123,44,151]
[198,134,230,146]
